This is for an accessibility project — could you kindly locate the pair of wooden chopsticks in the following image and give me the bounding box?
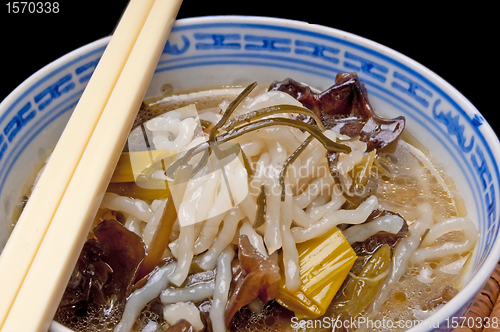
[0,0,182,331]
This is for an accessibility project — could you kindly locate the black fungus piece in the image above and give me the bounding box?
[58,239,113,308]
[225,235,281,327]
[56,219,146,330]
[269,72,405,152]
[350,209,409,256]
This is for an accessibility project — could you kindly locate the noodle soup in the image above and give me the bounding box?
[1,16,498,332]
[48,73,478,332]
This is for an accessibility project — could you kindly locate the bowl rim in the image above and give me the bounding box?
[0,36,111,114]
[1,15,499,332]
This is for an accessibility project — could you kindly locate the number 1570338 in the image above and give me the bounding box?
[6,2,59,14]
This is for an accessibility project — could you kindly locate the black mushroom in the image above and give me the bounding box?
[55,219,146,329]
[350,209,409,256]
[269,72,405,152]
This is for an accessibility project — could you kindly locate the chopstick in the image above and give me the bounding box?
[0,0,156,326]
[0,0,182,330]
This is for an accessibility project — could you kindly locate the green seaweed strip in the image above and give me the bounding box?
[209,82,258,142]
[279,135,314,201]
[218,117,351,154]
[254,184,266,228]
[165,140,253,180]
[221,104,326,132]
[238,144,254,178]
[164,141,209,179]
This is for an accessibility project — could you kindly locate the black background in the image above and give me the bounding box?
[0,1,496,134]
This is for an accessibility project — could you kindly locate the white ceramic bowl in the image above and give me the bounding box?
[1,16,499,332]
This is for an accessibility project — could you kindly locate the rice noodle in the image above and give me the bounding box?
[285,160,302,192]
[101,193,153,222]
[193,184,232,255]
[281,188,301,291]
[163,302,204,331]
[264,183,282,254]
[142,200,167,247]
[232,127,301,155]
[292,203,315,227]
[198,110,222,124]
[150,199,164,211]
[344,215,405,245]
[199,206,245,270]
[210,246,235,332]
[239,221,267,257]
[193,212,227,256]
[240,140,265,157]
[168,240,179,259]
[153,136,177,152]
[238,195,257,225]
[299,143,326,180]
[195,169,221,223]
[206,175,233,219]
[294,176,335,210]
[151,106,207,153]
[146,110,181,132]
[175,166,210,223]
[292,196,379,243]
[368,203,433,314]
[268,139,288,163]
[173,117,197,151]
[160,281,215,303]
[169,223,195,287]
[412,217,478,262]
[261,140,286,254]
[169,166,214,286]
[248,152,270,197]
[234,90,303,115]
[124,215,143,237]
[114,263,177,332]
[439,254,470,274]
[307,190,346,223]
[305,194,329,214]
[228,157,250,207]
[421,217,477,247]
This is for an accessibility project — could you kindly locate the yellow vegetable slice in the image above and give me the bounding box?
[330,244,391,318]
[106,182,170,201]
[110,150,175,183]
[108,150,175,200]
[276,227,357,318]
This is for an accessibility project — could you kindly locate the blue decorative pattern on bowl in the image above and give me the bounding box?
[0,16,499,332]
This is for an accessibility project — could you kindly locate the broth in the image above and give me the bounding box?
[34,74,478,332]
